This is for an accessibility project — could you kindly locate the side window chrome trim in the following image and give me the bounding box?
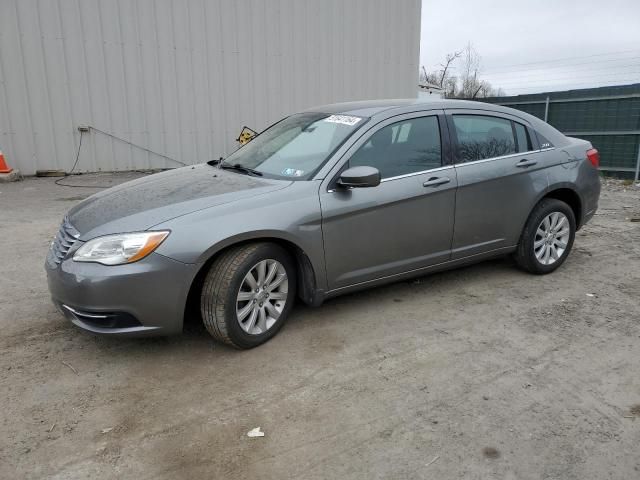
[380,165,453,183]
[454,147,555,168]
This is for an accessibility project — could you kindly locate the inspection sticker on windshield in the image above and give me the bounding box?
[324,115,362,126]
[282,168,305,177]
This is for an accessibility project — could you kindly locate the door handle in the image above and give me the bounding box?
[422,176,451,187]
[516,159,537,168]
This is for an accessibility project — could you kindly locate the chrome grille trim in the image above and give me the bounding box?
[49,217,80,265]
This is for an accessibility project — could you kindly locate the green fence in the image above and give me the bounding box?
[483,83,640,180]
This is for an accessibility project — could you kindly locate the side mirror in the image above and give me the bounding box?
[337,166,381,188]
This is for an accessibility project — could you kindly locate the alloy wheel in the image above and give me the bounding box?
[236,259,289,335]
[534,211,570,266]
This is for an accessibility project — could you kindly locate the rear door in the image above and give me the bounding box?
[446,109,549,259]
[320,111,457,290]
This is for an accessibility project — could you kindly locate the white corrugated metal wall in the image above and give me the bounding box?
[0,0,421,175]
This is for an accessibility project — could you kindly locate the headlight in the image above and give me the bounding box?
[73,231,170,265]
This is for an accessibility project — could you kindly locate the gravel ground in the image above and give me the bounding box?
[1,174,639,479]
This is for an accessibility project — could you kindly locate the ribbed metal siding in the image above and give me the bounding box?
[0,0,421,175]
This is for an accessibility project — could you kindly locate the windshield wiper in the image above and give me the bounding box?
[219,162,263,177]
[207,157,224,166]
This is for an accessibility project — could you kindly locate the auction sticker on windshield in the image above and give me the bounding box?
[323,115,362,126]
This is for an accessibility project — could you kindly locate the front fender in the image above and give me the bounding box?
[152,182,328,291]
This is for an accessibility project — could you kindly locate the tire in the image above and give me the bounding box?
[200,242,296,349]
[514,198,576,274]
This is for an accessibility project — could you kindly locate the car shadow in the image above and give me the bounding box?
[287,255,521,328]
[56,255,523,360]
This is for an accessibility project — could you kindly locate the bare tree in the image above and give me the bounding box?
[420,66,442,88]
[421,43,504,99]
[460,42,482,98]
[420,50,461,90]
[443,75,459,97]
[477,82,505,99]
[437,51,462,88]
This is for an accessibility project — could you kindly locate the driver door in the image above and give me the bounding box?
[319,112,457,291]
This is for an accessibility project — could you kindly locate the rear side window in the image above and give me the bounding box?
[452,115,516,162]
[514,123,532,152]
[349,116,442,179]
[536,132,554,149]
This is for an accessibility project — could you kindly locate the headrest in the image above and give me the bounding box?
[487,127,510,142]
[370,127,393,149]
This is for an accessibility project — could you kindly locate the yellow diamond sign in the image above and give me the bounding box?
[237,126,258,145]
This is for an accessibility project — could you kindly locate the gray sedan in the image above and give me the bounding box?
[46,99,601,348]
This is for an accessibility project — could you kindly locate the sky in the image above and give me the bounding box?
[420,0,640,96]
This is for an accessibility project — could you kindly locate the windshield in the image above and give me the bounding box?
[222,112,367,180]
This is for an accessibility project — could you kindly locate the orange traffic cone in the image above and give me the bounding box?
[0,151,12,173]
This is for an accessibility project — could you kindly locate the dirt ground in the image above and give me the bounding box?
[1,173,639,479]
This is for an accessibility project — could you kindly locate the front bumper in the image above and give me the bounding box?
[46,252,198,337]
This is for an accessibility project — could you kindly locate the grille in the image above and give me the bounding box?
[48,217,80,265]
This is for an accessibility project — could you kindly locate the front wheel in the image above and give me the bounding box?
[514,198,576,274]
[200,243,296,349]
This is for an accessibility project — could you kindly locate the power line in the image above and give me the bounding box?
[485,65,640,83]
[502,78,640,92]
[481,49,640,72]
[489,70,640,87]
[502,80,640,95]
[428,50,640,74]
[484,58,640,77]
[494,76,640,89]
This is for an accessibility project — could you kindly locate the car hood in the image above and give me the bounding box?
[68,164,292,239]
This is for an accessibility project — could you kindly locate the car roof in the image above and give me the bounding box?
[304,98,568,146]
[306,98,531,120]
[304,99,421,117]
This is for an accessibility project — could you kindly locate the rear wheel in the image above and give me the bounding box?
[200,243,296,348]
[514,198,576,274]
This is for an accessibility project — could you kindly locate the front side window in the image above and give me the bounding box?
[452,115,516,162]
[222,112,366,179]
[349,116,442,179]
